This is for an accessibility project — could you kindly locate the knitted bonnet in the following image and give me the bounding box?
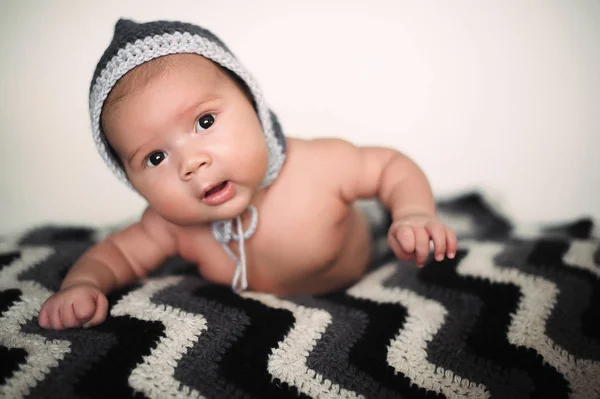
[89,18,286,189]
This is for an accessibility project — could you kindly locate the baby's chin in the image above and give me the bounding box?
[156,196,255,226]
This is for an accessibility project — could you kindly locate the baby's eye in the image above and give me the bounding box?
[146,151,167,167]
[196,114,215,132]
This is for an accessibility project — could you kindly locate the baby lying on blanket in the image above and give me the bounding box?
[39,19,457,330]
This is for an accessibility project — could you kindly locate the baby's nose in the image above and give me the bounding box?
[180,154,211,180]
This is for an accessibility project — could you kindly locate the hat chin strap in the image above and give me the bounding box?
[210,205,258,292]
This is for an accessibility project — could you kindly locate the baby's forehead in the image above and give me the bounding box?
[107,54,226,106]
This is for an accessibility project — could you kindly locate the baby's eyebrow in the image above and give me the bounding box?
[176,94,221,120]
[127,147,142,166]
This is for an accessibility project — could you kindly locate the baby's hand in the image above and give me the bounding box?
[388,213,457,268]
[38,283,108,330]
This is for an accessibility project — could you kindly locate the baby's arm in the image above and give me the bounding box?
[320,138,456,267]
[38,208,177,329]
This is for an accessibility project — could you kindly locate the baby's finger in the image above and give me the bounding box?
[83,294,108,329]
[60,303,82,328]
[74,295,97,325]
[414,227,430,267]
[38,308,50,329]
[389,234,413,261]
[445,226,457,258]
[395,225,416,254]
[50,307,65,330]
[426,223,446,261]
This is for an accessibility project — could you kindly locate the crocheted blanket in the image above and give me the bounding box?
[1,192,598,399]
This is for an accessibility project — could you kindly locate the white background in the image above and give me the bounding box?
[1,0,598,235]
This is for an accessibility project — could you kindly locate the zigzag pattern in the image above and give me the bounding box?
[0,245,70,399]
[458,241,600,398]
[497,240,600,362]
[242,291,359,398]
[348,264,489,399]
[110,276,209,398]
[0,193,599,398]
[385,255,539,398]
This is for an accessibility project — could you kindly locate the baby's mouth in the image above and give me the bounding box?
[203,181,229,199]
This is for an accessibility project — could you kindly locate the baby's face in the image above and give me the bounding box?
[102,54,268,225]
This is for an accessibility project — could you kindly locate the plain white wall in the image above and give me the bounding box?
[1,0,599,235]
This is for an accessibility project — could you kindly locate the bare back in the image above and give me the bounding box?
[170,138,373,296]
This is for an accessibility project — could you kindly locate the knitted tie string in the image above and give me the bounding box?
[210,205,258,292]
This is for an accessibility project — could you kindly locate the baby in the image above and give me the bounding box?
[38,19,457,330]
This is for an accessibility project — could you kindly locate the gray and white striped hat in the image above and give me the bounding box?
[89,18,286,189]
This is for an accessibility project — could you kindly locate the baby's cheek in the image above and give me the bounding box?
[152,192,192,218]
[238,144,268,183]
[131,175,202,224]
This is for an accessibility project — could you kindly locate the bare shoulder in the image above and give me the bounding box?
[285,136,398,201]
[286,136,371,187]
[285,137,364,175]
[288,136,359,156]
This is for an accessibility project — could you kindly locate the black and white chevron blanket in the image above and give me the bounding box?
[1,192,599,399]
